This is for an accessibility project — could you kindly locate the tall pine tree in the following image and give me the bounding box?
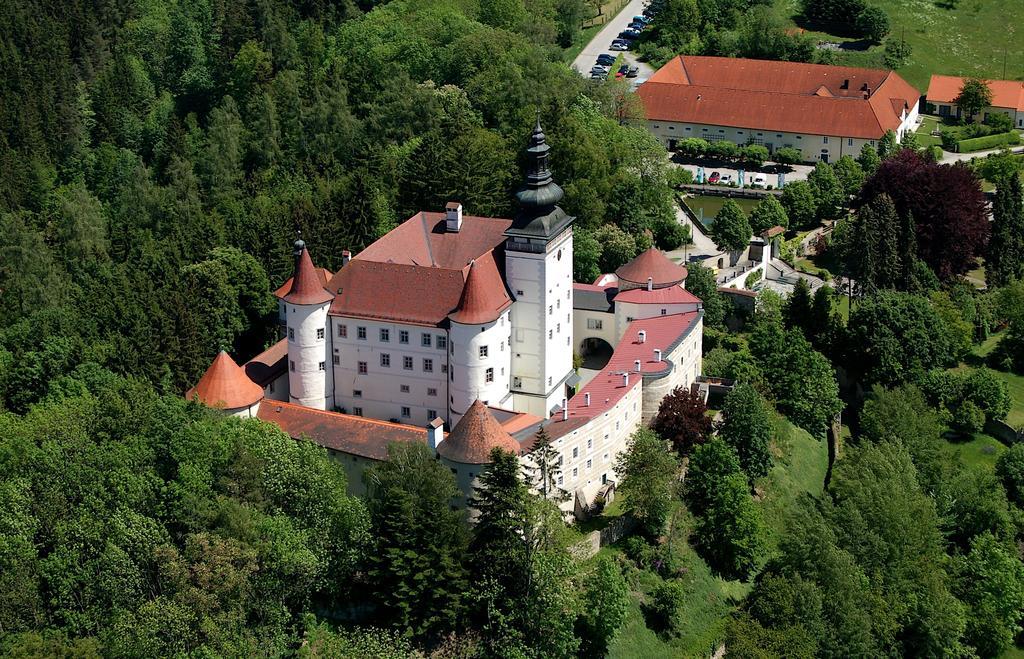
[986,174,1024,288]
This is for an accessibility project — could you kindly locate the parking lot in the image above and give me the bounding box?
[570,0,655,88]
[670,161,815,186]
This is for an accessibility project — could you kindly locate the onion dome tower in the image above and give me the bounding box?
[504,117,577,418]
[187,351,265,418]
[284,237,335,410]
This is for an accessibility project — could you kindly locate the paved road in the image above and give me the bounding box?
[938,144,1024,165]
[570,0,655,86]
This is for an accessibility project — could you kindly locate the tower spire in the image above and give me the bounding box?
[509,115,571,239]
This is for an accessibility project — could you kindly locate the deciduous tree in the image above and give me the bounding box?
[652,385,713,456]
[614,428,679,538]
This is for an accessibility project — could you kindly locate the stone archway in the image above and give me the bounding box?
[579,337,614,370]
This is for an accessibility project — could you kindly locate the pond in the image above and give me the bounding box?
[683,194,762,227]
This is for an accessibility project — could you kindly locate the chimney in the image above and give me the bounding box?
[341,250,351,267]
[561,398,568,421]
[647,276,653,291]
[634,359,642,372]
[426,417,444,450]
[638,330,646,344]
[584,392,591,407]
[622,373,630,387]
[841,78,849,89]
[445,202,463,232]
[654,349,662,361]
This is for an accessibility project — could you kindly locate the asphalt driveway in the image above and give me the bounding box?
[571,0,654,86]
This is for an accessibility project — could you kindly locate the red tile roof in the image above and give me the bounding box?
[274,268,333,299]
[438,400,521,464]
[614,285,702,305]
[544,312,702,440]
[639,56,919,139]
[449,253,512,324]
[284,247,334,305]
[926,74,1024,111]
[357,212,511,269]
[326,211,513,327]
[257,401,428,461]
[615,248,688,287]
[328,260,468,327]
[244,339,288,387]
[187,351,265,409]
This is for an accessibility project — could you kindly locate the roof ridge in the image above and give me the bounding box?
[267,400,427,432]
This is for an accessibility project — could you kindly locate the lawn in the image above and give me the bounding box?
[939,432,1006,471]
[968,332,1024,428]
[771,0,1024,91]
[914,115,943,149]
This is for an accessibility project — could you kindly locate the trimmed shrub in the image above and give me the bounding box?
[957,132,1021,153]
[773,147,803,165]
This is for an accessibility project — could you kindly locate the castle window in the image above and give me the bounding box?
[548,305,553,315]
[316,328,325,340]
[353,407,363,416]
[380,353,391,367]
[421,333,432,347]
[380,328,390,342]
[573,447,579,458]
[423,358,433,372]
[661,308,667,315]
[428,388,437,396]
[479,345,488,358]
[403,356,413,370]
[357,326,366,340]
[400,385,409,393]
[573,468,578,478]
[823,136,829,144]
[587,459,592,469]
[428,409,437,419]
[548,330,553,339]
[558,476,564,485]
[556,299,560,309]
[401,406,411,418]
[354,389,362,398]
[398,330,409,344]
[485,368,494,383]
[358,361,367,374]
[848,137,854,146]
[441,364,448,373]
[437,335,447,349]
[587,319,603,330]
[288,328,295,340]
[333,355,340,365]
[513,377,522,389]
[548,376,552,386]
[587,438,592,449]
[318,361,325,371]
[500,341,504,351]
[557,323,560,333]
[516,289,524,296]
[290,360,295,372]
[338,325,347,338]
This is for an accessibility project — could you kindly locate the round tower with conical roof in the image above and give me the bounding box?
[448,255,513,422]
[504,117,576,419]
[437,399,522,509]
[187,351,265,418]
[284,238,335,410]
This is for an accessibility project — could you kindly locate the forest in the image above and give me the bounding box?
[4,0,1024,656]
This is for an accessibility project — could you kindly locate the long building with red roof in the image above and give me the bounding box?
[637,56,920,163]
[185,121,706,516]
[925,74,1024,128]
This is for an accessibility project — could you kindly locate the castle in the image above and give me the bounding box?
[187,120,704,516]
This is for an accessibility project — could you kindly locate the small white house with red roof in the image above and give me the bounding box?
[186,121,704,516]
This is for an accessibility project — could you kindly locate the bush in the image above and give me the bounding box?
[957,132,1021,153]
[996,444,1024,506]
[676,138,709,158]
[984,112,1014,133]
[624,536,658,570]
[952,400,986,435]
[773,147,803,165]
[647,579,685,632]
[964,368,1011,421]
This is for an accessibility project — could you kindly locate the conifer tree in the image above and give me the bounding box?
[784,277,814,333]
[986,174,1024,288]
[527,426,565,502]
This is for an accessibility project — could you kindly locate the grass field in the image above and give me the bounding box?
[968,332,1024,428]
[772,0,1024,91]
[939,431,1006,471]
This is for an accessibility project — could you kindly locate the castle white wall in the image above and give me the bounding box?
[640,315,704,423]
[330,317,450,426]
[225,401,262,419]
[263,372,289,402]
[506,229,574,417]
[449,310,513,423]
[614,298,701,340]
[550,381,643,509]
[573,309,617,354]
[287,302,333,409]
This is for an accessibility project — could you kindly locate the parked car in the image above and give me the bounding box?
[626,64,640,78]
[609,41,629,51]
[628,21,645,31]
[618,64,630,75]
[618,30,639,40]
[596,54,615,65]
[633,15,650,24]
[752,173,767,187]
[720,174,733,185]
[590,66,609,75]
[708,171,721,183]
